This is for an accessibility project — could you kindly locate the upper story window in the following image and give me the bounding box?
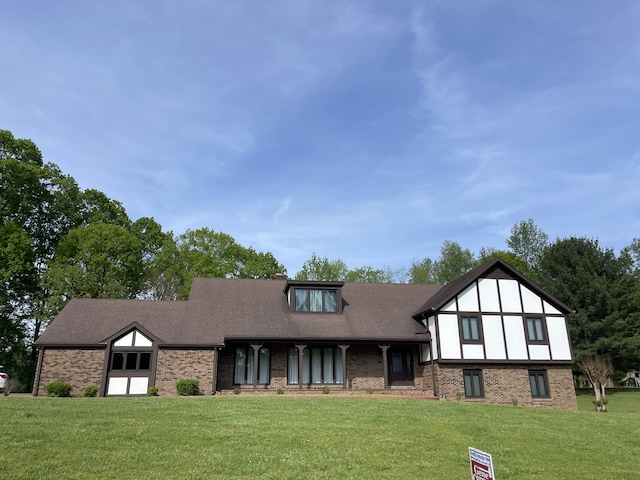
[460,315,482,343]
[526,317,546,343]
[285,281,344,313]
[295,289,338,312]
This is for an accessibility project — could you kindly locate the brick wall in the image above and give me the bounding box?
[435,363,577,409]
[36,348,105,397]
[155,349,215,396]
[216,344,435,394]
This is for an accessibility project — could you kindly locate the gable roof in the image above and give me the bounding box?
[187,278,440,342]
[36,280,441,347]
[412,257,574,318]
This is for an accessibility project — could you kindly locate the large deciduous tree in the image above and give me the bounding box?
[507,218,549,271]
[44,223,144,305]
[1,129,83,386]
[175,228,283,298]
[410,241,475,284]
[295,253,349,281]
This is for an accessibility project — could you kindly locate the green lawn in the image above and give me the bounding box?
[1,392,638,479]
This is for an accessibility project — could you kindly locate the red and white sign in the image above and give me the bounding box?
[469,447,495,480]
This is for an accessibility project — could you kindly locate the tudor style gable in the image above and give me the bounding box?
[101,323,160,396]
[414,258,573,364]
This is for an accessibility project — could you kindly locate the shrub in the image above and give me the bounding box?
[46,382,72,397]
[147,386,159,396]
[322,386,330,395]
[176,379,200,396]
[276,388,285,395]
[233,387,241,395]
[83,386,99,397]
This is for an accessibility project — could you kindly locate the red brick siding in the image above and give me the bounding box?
[155,349,215,396]
[36,348,105,397]
[435,363,577,409]
[217,344,435,394]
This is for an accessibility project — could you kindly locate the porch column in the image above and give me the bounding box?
[339,344,349,390]
[379,344,390,389]
[295,344,306,390]
[250,344,262,389]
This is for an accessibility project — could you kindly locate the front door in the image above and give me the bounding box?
[387,347,414,386]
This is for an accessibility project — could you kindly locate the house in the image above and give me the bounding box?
[33,258,578,409]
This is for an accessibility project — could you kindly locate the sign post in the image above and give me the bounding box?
[469,447,495,480]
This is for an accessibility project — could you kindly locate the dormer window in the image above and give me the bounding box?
[285,280,344,313]
[295,289,338,312]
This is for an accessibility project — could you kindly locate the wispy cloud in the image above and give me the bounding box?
[2,1,640,275]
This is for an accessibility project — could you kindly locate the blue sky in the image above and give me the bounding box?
[2,1,639,276]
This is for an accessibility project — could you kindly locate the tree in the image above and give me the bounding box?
[345,266,394,283]
[1,129,83,387]
[432,241,475,284]
[295,253,349,281]
[408,257,435,284]
[476,247,534,278]
[175,228,283,298]
[537,237,637,371]
[578,354,613,412]
[44,223,144,306]
[506,219,549,271]
[0,220,36,383]
[77,189,130,227]
[409,241,475,285]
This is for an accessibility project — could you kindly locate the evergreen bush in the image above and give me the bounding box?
[176,379,199,396]
[83,386,99,397]
[46,381,72,397]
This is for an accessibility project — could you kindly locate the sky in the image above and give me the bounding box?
[2,1,639,276]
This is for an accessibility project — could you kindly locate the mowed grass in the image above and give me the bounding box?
[1,392,638,479]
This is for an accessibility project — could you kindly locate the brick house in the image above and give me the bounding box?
[33,258,577,409]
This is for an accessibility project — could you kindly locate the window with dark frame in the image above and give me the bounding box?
[463,369,484,398]
[294,288,338,313]
[234,347,270,385]
[526,317,546,342]
[460,316,481,342]
[110,351,151,371]
[529,370,549,398]
[287,347,343,384]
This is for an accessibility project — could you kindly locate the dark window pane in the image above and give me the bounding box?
[125,353,138,370]
[111,352,125,370]
[139,352,151,370]
[462,317,479,341]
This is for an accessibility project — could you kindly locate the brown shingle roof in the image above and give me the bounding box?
[36,279,442,347]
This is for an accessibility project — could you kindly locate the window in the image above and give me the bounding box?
[460,316,481,343]
[294,289,338,312]
[288,347,343,384]
[110,352,151,371]
[234,347,270,385]
[529,370,549,398]
[463,370,484,398]
[526,317,546,342]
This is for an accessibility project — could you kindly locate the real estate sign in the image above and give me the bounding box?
[469,447,495,480]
